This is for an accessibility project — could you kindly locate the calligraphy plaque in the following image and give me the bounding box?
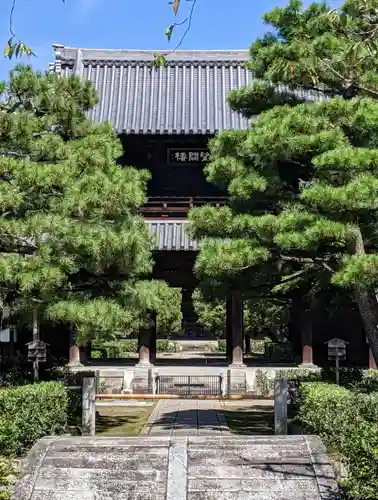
[167,148,209,165]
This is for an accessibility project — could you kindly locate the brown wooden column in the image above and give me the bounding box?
[300,309,314,366]
[245,332,251,355]
[150,312,157,365]
[226,294,233,363]
[229,291,245,367]
[79,345,89,364]
[369,347,377,370]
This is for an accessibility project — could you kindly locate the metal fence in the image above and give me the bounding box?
[156,375,222,396]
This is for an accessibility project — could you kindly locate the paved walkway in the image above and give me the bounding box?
[142,399,230,436]
[14,435,340,500]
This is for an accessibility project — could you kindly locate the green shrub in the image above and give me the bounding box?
[217,339,226,352]
[278,368,322,381]
[297,382,378,499]
[250,340,266,355]
[0,382,69,456]
[264,342,294,361]
[321,367,363,387]
[156,340,180,353]
[353,370,378,393]
[120,339,138,353]
[0,457,17,500]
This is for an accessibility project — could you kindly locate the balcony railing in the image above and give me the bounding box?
[140,196,228,216]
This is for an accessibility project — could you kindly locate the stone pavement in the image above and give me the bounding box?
[13,435,340,500]
[142,399,230,436]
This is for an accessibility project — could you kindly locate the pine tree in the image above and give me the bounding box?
[189,0,378,363]
[0,65,180,343]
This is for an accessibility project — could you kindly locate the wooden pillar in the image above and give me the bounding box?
[301,310,314,366]
[229,291,245,367]
[226,295,233,363]
[245,332,251,354]
[80,345,88,364]
[150,312,157,365]
[369,348,377,370]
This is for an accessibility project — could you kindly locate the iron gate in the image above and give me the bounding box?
[156,375,222,396]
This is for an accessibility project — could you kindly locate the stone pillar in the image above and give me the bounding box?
[369,348,377,370]
[301,310,314,366]
[82,377,96,436]
[274,378,288,435]
[229,291,245,367]
[226,295,232,363]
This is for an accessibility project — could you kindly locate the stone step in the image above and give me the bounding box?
[12,435,339,500]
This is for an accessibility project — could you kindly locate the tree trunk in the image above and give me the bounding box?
[351,227,378,365]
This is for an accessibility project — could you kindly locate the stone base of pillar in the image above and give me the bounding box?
[229,363,246,369]
[299,362,318,369]
[67,345,83,368]
[135,361,153,368]
[229,345,245,368]
[67,362,84,368]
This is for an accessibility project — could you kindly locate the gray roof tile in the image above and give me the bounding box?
[51,44,253,134]
[51,44,325,134]
[145,220,198,251]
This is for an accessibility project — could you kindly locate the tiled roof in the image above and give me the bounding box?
[145,220,198,251]
[50,44,253,134]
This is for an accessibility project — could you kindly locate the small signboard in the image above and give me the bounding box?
[26,340,48,363]
[326,338,348,360]
[325,338,348,385]
[167,148,209,165]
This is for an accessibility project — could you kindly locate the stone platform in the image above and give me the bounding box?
[13,435,339,500]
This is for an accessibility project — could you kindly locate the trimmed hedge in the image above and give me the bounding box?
[91,339,181,358]
[0,382,69,456]
[354,369,378,393]
[297,382,378,499]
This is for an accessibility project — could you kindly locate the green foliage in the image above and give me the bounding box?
[91,339,181,357]
[353,369,378,393]
[189,0,378,362]
[157,340,181,353]
[0,382,68,456]
[255,369,270,397]
[0,456,17,500]
[217,339,226,352]
[128,283,182,335]
[278,368,322,381]
[298,382,378,499]
[192,288,288,337]
[264,342,294,361]
[192,289,226,336]
[0,66,179,342]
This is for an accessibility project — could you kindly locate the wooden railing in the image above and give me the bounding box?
[140,196,228,216]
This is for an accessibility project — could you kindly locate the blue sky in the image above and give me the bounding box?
[0,0,297,80]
